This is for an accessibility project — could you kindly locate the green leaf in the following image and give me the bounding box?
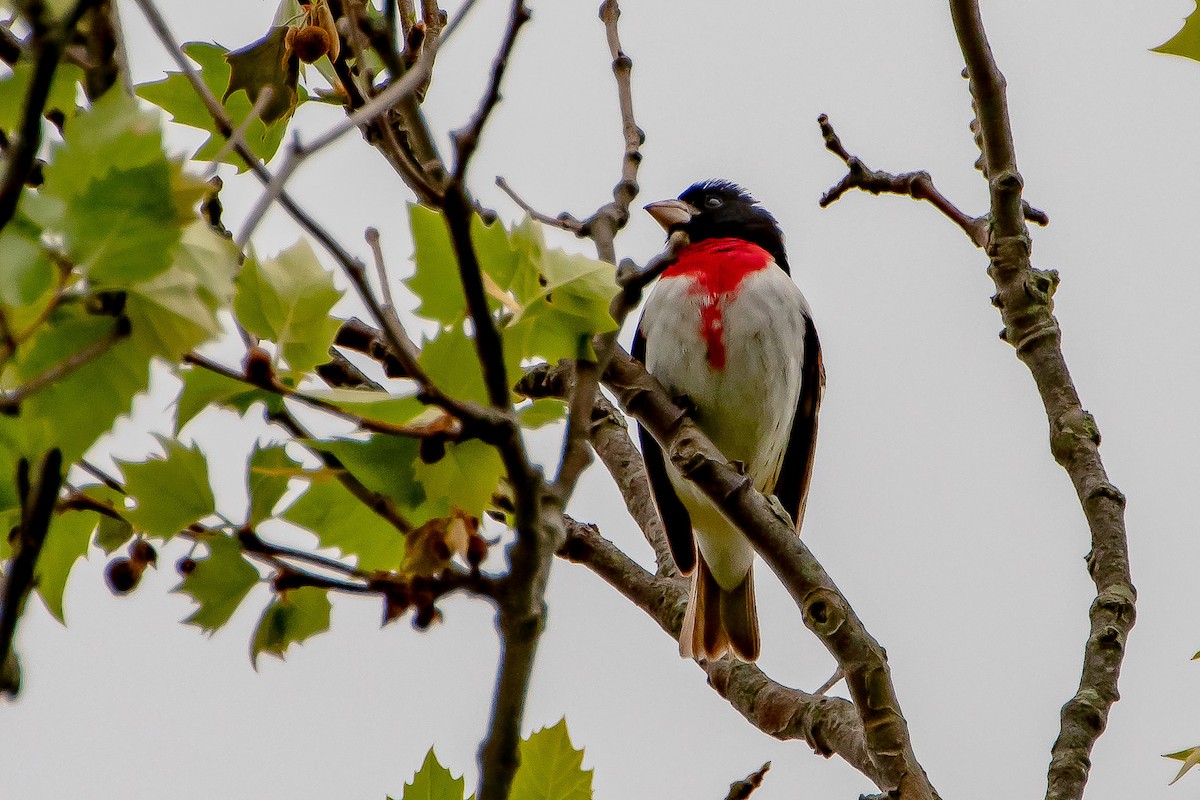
[120,439,215,539]
[0,210,54,308]
[233,241,343,374]
[1155,4,1200,62]
[251,585,331,665]
[124,264,220,359]
[280,476,407,571]
[42,90,182,284]
[176,533,261,633]
[1166,745,1200,784]
[394,748,469,800]
[1,307,152,465]
[519,399,567,429]
[247,445,296,526]
[0,62,84,131]
[299,388,427,427]
[412,439,504,521]
[505,221,618,364]
[174,364,280,430]
[172,220,240,310]
[418,324,489,406]
[510,719,593,800]
[405,204,519,324]
[223,26,300,126]
[95,515,134,555]
[138,42,296,167]
[35,511,98,624]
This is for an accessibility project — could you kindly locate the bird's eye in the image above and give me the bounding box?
[704,196,723,208]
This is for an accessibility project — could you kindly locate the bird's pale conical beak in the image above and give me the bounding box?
[644,199,695,231]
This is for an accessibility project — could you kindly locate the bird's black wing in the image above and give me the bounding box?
[771,314,824,531]
[631,327,696,574]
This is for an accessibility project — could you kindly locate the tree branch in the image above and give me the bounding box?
[0,449,64,698]
[0,0,97,230]
[944,4,1136,800]
[558,517,884,788]
[723,762,770,800]
[0,318,128,412]
[602,347,938,799]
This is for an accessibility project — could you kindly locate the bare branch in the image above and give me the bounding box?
[944,4,1136,799]
[0,449,64,698]
[602,347,937,799]
[558,517,884,787]
[723,762,770,800]
[518,360,675,577]
[494,176,585,234]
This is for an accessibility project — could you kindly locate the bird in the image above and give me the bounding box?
[633,179,823,662]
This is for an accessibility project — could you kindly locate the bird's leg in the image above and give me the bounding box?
[814,666,844,695]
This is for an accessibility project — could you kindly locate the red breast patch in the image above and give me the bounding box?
[663,238,773,371]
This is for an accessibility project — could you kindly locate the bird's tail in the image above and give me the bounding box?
[679,554,759,662]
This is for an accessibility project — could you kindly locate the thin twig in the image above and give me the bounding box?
[724,762,771,800]
[364,227,396,310]
[183,350,462,440]
[944,3,1135,800]
[0,320,128,412]
[494,176,584,234]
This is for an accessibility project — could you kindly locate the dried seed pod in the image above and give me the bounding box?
[291,25,331,63]
[130,539,157,567]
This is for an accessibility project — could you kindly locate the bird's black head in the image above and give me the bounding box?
[646,180,789,273]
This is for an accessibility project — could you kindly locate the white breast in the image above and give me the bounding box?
[639,265,811,589]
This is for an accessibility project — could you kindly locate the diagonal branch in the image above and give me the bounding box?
[945,5,1136,800]
[602,347,938,799]
[558,517,883,787]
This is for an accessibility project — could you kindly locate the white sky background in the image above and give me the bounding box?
[5,0,1200,798]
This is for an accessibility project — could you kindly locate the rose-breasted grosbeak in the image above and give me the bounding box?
[634,180,823,662]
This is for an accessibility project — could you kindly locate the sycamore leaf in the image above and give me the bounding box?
[120,439,215,539]
[34,511,98,624]
[405,204,519,324]
[176,533,261,633]
[172,220,240,310]
[1166,745,1200,784]
[280,476,407,571]
[1154,4,1200,62]
[412,439,504,521]
[138,42,299,168]
[234,241,343,374]
[174,364,281,430]
[224,26,300,126]
[246,445,297,526]
[251,585,331,665]
[392,748,469,800]
[299,389,427,427]
[510,719,593,800]
[0,62,84,131]
[1,307,152,465]
[42,90,182,285]
[125,268,220,360]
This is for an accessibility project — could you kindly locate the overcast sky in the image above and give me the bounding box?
[6,1,1200,798]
